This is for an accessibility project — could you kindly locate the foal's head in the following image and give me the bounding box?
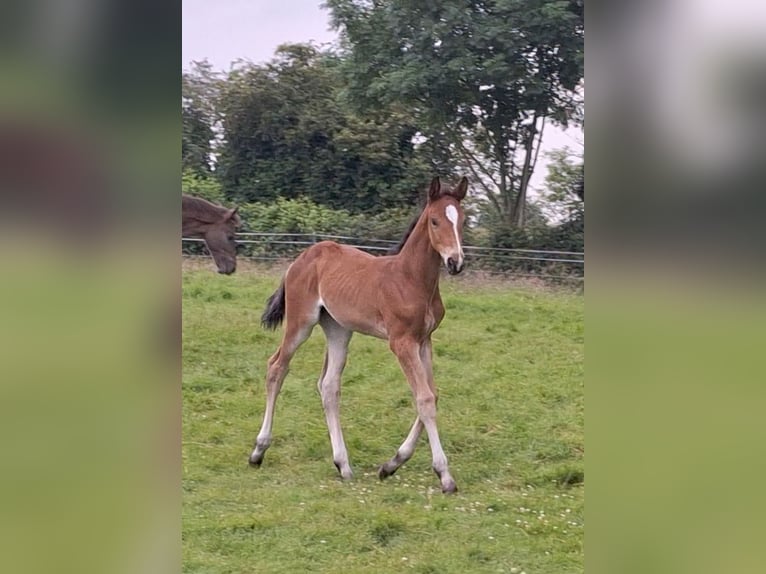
[425,176,468,275]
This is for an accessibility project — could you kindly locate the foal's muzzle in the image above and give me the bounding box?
[447,257,464,275]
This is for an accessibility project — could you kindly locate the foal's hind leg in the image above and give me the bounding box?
[317,312,353,479]
[249,315,317,467]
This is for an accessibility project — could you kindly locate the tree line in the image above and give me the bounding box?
[182,0,584,257]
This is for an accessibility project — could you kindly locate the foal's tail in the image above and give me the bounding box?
[261,279,286,330]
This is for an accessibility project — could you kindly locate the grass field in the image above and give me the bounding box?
[183,262,584,573]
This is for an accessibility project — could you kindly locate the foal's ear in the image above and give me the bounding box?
[451,176,468,201]
[428,176,442,202]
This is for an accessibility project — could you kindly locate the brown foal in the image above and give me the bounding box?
[182,194,241,274]
[250,176,468,493]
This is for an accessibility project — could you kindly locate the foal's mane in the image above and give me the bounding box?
[386,208,423,255]
[387,203,425,255]
[182,194,232,225]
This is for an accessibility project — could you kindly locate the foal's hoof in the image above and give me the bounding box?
[377,464,396,480]
[334,461,354,481]
[248,454,263,467]
[441,480,459,494]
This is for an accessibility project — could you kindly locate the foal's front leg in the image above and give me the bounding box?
[378,417,423,479]
[388,336,457,493]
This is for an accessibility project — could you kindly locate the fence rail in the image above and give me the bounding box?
[182,233,584,282]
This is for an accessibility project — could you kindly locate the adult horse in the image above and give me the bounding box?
[250,176,468,493]
[182,194,241,274]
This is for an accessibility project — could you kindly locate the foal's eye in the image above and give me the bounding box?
[430,218,438,226]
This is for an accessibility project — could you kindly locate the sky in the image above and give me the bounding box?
[182,0,583,197]
[183,1,337,70]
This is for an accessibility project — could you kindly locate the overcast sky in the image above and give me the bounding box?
[182,0,583,196]
[183,0,337,70]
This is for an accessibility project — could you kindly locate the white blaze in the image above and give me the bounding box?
[444,205,464,263]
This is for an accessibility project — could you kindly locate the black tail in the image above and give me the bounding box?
[261,280,286,330]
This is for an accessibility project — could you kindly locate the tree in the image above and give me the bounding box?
[182,105,214,174]
[541,146,583,223]
[538,146,584,252]
[215,44,438,213]
[182,61,221,175]
[181,169,225,204]
[327,0,584,227]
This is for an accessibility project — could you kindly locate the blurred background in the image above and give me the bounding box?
[589,2,766,574]
[0,1,179,573]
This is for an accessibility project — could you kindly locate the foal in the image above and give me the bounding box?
[250,176,468,493]
[182,194,241,274]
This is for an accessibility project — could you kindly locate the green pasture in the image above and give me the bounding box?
[183,263,583,573]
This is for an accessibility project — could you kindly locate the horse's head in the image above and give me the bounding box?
[203,206,241,275]
[424,176,468,275]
